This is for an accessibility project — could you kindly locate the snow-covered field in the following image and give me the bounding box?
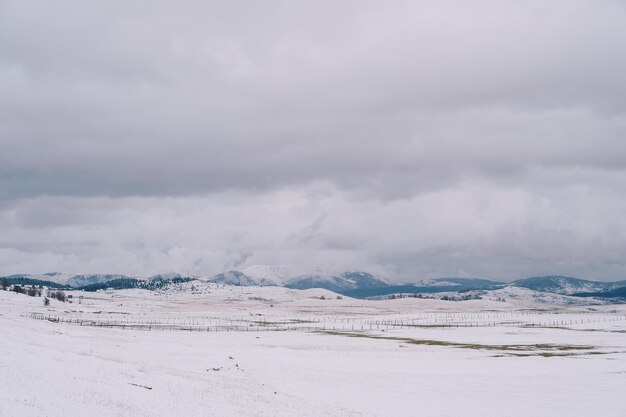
[1,283,625,417]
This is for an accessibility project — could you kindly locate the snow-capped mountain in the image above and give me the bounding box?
[212,271,275,286]
[239,265,292,286]
[66,274,133,288]
[285,272,389,292]
[2,269,624,304]
[208,269,389,292]
[511,276,616,295]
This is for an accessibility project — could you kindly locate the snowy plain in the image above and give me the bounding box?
[1,282,625,417]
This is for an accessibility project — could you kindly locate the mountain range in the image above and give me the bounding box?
[2,268,625,302]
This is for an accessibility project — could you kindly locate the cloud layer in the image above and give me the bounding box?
[1,1,626,280]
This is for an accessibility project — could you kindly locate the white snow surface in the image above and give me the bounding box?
[1,285,625,417]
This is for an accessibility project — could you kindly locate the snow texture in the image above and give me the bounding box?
[1,285,625,417]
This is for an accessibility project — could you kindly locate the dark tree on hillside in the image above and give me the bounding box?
[43,297,50,306]
[28,285,37,297]
[13,285,25,294]
[1,278,8,290]
[55,291,66,302]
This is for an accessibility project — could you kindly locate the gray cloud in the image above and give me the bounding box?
[1,1,626,280]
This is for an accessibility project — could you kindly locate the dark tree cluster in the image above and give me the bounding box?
[27,285,42,297]
[48,290,67,302]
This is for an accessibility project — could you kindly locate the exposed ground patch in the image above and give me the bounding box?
[322,331,602,357]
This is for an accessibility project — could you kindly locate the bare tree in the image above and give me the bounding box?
[1,278,8,291]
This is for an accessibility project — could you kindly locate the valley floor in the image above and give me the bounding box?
[1,285,625,417]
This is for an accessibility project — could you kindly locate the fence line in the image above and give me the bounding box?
[22,311,626,333]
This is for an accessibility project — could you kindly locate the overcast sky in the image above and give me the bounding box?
[1,1,626,281]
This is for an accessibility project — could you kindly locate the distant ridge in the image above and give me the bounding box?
[212,271,275,286]
[511,276,626,295]
[284,272,389,293]
[3,275,70,289]
[66,274,131,288]
[2,270,624,302]
[574,286,626,299]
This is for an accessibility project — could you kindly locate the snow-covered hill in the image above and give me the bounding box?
[208,267,389,292]
[285,272,389,292]
[512,276,616,295]
[212,271,275,286]
[486,286,607,306]
[66,274,133,288]
[239,265,292,285]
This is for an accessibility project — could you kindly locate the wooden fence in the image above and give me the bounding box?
[22,310,626,333]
